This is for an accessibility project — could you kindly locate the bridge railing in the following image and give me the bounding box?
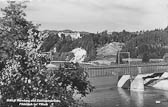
[83,67,118,78]
[140,64,168,74]
[49,61,168,78]
[83,63,168,78]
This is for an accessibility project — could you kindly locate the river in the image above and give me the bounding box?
[83,77,168,107]
[83,87,168,107]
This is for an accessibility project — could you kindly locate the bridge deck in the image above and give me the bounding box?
[50,61,168,78]
[83,63,168,78]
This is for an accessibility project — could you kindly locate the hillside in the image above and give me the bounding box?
[123,29,168,60]
[40,31,96,61]
[39,28,168,63]
[97,42,124,58]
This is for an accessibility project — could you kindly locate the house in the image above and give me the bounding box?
[58,32,81,40]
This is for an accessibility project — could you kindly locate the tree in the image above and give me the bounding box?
[142,52,150,62]
[0,1,36,59]
[78,35,96,60]
[40,32,60,52]
[0,1,93,107]
[123,29,168,59]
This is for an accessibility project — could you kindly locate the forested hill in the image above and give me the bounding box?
[40,27,168,61]
[123,29,168,59]
[40,31,96,61]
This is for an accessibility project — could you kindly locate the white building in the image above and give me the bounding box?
[58,32,81,40]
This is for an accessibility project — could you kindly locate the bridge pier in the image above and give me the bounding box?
[117,75,144,91]
[85,63,168,91]
[118,66,144,91]
[117,75,130,89]
[130,67,144,91]
[130,75,144,91]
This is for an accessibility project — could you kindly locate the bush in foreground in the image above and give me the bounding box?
[0,1,93,107]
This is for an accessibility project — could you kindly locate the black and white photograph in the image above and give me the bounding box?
[1,0,168,107]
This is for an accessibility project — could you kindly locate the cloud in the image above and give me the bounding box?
[1,0,168,32]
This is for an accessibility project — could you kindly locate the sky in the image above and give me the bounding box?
[0,0,168,33]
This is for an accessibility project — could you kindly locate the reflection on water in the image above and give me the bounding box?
[118,88,131,106]
[118,88,144,107]
[131,90,144,107]
[84,87,168,107]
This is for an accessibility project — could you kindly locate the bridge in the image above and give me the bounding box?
[50,61,168,91]
[82,63,168,91]
[83,63,168,78]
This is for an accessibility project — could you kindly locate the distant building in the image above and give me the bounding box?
[107,31,113,35]
[58,32,81,40]
[163,53,168,62]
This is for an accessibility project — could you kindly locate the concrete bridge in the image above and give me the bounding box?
[50,61,168,91]
[83,63,168,91]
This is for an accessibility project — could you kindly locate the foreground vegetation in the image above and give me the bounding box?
[0,1,93,107]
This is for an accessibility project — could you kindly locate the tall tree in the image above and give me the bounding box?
[79,35,96,60]
[0,1,93,107]
[0,1,36,59]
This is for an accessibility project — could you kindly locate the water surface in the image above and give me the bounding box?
[83,86,168,107]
